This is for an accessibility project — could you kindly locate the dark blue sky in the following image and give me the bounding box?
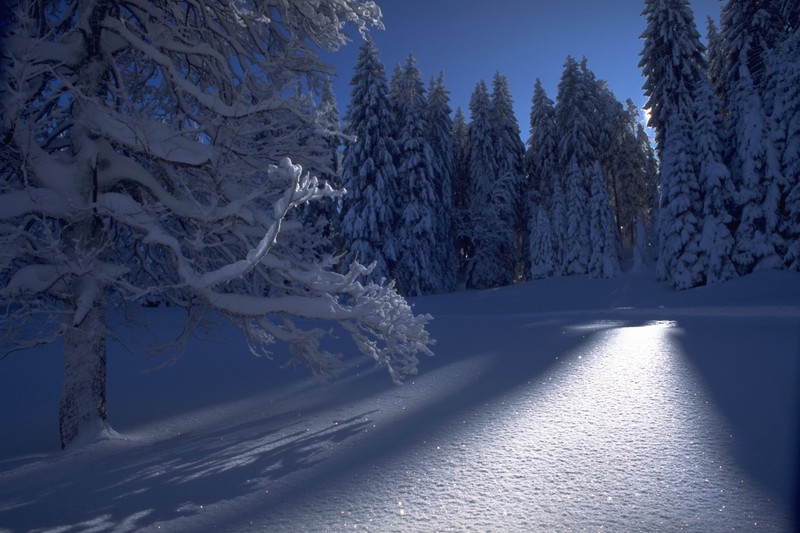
[323,0,722,132]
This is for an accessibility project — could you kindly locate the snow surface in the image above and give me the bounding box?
[1,269,799,531]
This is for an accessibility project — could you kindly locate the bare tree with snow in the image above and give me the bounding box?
[0,0,433,449]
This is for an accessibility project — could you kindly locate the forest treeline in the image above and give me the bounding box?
[311,0,798,294]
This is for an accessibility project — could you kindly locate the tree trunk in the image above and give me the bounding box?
[59,301,108,449]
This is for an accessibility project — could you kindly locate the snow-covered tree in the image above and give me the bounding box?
[718,0,784,108]
[467,81,496,216]
[299,78,343,245]
[706,16,725,107]
[632,215,650,272]
[0,0,433,449]
[771,25,800,269]
[529,206,556,279]
[549,178,568,275]
[562,155,591,275]
[656,114,706,289]
[640,0,715,288]
[451,106,472,273]
[605,101,656,250]
[720,0,786,274]
[490,72,527,279]
[391,55,439,296]
[727,68,785,272]
[466,80,516,288]
[588,162,621,278]
[640,0,708,157]
[389,62,404,138]
[525,79,559,211]
[340,37,400,283]
[556,57,597,275]
[525,79,563,277]
[426,73,458,292]
[693,80,737,283]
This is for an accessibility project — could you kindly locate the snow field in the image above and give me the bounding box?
[1,269,798,531]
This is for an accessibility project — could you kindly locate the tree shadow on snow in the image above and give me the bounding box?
[671,315,800,518]
[0,407,380,532]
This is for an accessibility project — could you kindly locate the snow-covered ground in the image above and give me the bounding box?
[1,269,799,531]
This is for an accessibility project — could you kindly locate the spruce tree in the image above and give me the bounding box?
[588,162,621,278]
[772,27,800,269]
[611,101,653,249]
[656,113,705,289]
[563,155,590,275]
[426,73,459,292]
[340,38,399,283]
[301,79,342,245]
[452,107,472,273]
[641,0,708,157]
[727,67,785,272]
[525,79,560,210]
[556,57,596,275]
[693,80,737,283]
[466,80,515,288]
[490,72,527,280]
[550,178,568,275]
[529,206,556,279]
[392,55,440,295]
[525,79,562,277]
[640,0,714,288]
[720,0,785,274]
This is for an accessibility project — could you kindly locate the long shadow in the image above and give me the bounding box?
[0,407,381,532]
[672,314,800,519]
[0,312,611,532]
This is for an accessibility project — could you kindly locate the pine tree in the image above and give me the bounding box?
[340,38,399,283]
[610,101,653,249]
[392,55,439,296]
[388,63,405,141]
[426,73,459,292]
[300,78,342,246]
[706,16,725,107]
[556,57,596,275]
[550,178,568,275]
[640,0,712,288]
[656,113,706,289]
[693,79,737,283]
[525,79,560,210]
[452,107,472,273]
[770,26,800,269]
[525,79,562,277]
[490,72,527,280]
[563,155,590,275]
[720,0,785,274]
[728,66,785,272]
[640,0,708,157]
[761,8,800,270]
[529,206,556,279]
[718,0,784,108]
[588,162,621,278]
[466,80,515,288]
[468,81,496,213]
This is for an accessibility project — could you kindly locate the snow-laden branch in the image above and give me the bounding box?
[97,158,340,290]
[102,17,293,120]
[82,101,216,167]
[189,159,340,288]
